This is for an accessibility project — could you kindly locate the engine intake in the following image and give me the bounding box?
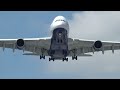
[16,39,24,49]
[93,40,102,49]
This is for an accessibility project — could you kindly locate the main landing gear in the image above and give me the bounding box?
[71,49,78,60]
[40,55,45,59]
[40,48,46,59]
[49,57,68,62]
[62,58,68,62]
[49,58,55,61]
[72,56,77,60]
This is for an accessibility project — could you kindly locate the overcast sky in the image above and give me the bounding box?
[0,11,120,79]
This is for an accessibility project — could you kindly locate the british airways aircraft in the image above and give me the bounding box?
[0,16,120,61]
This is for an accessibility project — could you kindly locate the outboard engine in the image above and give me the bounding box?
[16,39,25,49]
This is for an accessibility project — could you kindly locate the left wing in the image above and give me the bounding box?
[68,38,120,56]
[0,37,51,56]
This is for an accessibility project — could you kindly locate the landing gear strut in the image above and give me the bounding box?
[40,48,46,59]
[72,49,78,60]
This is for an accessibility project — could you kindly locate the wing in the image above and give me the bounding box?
[68,38,120,56]
[0,37,51,56]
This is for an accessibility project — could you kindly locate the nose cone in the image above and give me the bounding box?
[53,16,66,22]
[50,16,69,33]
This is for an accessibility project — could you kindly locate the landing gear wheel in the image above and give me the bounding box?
[72,56,74,60]
[43,56,45,59]
[66,58,68,62]
[49,58,50,61]
[49,58,55,61]
[72,56,77,60]
[63,58,68,62]
[75,56,77,60]
[52,58,55,61]
[40,55,45,59]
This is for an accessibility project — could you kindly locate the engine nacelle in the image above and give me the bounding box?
[16,39,25,49]
[93,40,102,50]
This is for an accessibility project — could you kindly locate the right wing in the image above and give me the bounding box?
[68,38,120,56]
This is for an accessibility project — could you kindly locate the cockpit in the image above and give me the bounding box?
[50,16,69,35]
[55,19,66,22]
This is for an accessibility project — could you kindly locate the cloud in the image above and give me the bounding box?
[69,11,120,41]
[46,11,120,79]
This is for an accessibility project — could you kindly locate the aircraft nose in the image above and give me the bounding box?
[50,18,69,31]
[57,21,66,26]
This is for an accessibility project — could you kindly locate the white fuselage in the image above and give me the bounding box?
[50,16,69,37]
[48,16,69,59]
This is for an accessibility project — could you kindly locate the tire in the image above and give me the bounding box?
[49,58,51,61]
[72,56,74,60]
[40,56,42,59]
[76,56,77,60]
[43,56,45,59]
[53,58,55,61]
[66,58,68,62]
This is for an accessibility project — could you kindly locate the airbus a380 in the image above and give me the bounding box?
[0,15,120,61]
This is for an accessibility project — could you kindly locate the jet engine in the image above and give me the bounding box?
[93,40,102,50]
[16,39,25,49]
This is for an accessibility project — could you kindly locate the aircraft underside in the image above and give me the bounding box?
[48,28,69,61]
[39,28,78,61]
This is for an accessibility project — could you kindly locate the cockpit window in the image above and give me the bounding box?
[55,19,65,22]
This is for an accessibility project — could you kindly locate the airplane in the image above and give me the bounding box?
[0,15,120,62]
